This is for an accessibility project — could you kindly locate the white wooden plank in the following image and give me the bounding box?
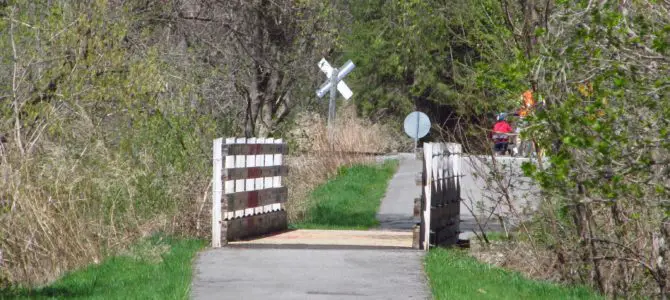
[263,137,272,215]
[234,138,246,200]
[435,143,444,192]
[272,139,283,187]
[246,137,257,169]
[441,144,449,205]
[224,138,236,169]
[253,138,265,215]
[244,155,255,217]
[245,139,256,193]
[272,139,283,211]
[234,138,246,218]
[224,137,235,198]
[225,180,235,194]
[255,138,266,189]
[212,138,223,248]
[423,143,433,251]
[273,138,283,165]
[234,137,246,169]
[448,143,462,177]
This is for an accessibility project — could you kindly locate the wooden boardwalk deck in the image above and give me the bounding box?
[228,229,413,248]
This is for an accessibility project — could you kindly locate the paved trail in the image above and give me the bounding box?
[192,248,427,300]
[191,152,542,299]
[376,153,422,231]
[191,154,430,300]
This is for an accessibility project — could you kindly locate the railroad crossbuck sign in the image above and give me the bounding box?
[316,58,355,99]
[316,58,356,129]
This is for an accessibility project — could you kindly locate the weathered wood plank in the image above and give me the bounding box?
[414,197,421,218]
[225,143,289,155]
[431,205,459,228]
[213,136,290,245]
[433,226,459,246]
[226,165,289,180]
[226,187,288,211]
[418,142,463,249]
[412,224,421,249]
[225,210,288,241]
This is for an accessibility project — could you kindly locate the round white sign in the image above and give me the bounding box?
[403,111,430,140]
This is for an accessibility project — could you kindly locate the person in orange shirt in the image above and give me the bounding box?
[517,89,535,118]
[513,89,537,157]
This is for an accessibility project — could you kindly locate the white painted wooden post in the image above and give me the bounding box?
[224,138,235,220]
[234,138,246,218]
[263,138,275,213]
[447,143,462,177]
[423,143,433,251]
[273,139,283,212]
[212,138,223,248]
[434,143,444,206]
[244,138,256,217]
[253,138,265,215]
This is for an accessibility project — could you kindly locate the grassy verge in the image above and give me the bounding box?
[425,248,602,300]
[292,160,398,229]
[1,236,204,300]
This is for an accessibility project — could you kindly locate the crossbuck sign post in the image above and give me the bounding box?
[316,58,355,128]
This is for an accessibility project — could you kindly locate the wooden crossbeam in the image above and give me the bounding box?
[226,187,288,211]
[432,226,459,246]
[226,143,289,155]
[225,210,288,241]
[226,165,289,180]
[431,206,459,228]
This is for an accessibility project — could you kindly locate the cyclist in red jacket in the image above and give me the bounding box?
[492,113,513,154]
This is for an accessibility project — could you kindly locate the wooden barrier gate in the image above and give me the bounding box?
[211,137,289,248]
[418,143,462,250]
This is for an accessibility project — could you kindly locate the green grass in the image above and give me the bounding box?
[479,231,513,242]
[292,160,399,230]
[425,248,602,300]
[1,235,205,300]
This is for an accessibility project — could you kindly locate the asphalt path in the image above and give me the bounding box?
[192,153,430,300]
[376,153,422,231]
[192,248,428,300]
[191,152,542,299]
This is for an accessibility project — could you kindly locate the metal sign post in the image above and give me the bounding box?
[328,68,338,129]
[316,58,355,130]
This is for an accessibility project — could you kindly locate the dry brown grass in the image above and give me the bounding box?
[0,143,131,286]
[0,139,206,287]
[284,105,408,222]
[0,105,404,287]
[471,239,564,283]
